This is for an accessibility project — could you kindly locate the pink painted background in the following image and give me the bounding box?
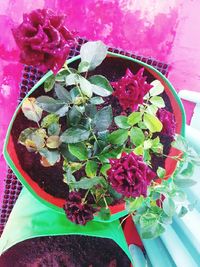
[0,0,200,203]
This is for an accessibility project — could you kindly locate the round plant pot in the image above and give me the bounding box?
[3,52,186,222]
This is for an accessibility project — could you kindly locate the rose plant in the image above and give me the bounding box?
[5,9,200,239]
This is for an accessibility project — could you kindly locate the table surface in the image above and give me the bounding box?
[1,0,200,204]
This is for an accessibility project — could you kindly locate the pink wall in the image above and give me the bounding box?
[0,0,199,201]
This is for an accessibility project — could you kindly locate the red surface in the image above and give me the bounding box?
[1,0,200,203]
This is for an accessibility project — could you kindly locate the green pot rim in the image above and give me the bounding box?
[3,52,186,222]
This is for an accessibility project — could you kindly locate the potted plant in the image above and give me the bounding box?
[4,9,199,239]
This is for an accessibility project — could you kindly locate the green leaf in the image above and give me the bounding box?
[174,178,197,188]
[141,223,165,239]
[149,80,164,96]
[55,69,71,82]
[108,129,129,145]
[126,196,144,213]
[140,212,165,239]
[44,75,55,92]
[98,207,111,221]
[70,87,80,100]
[146,104,158,115]
[78,61,90,73]
[22,97,43,123]
[61,127,90,143]
[151,136,163,153]
[89,75,113,96]
[39,148,60,166]
[143,139,152,150]
[127,112,142,126]
[134,145,144,155]
[157,167,166,179]
[177,206,188,218]
[80,41,107,71]
[85,104,97,118]
[85,160,98,177]
[90,97,104,105]
[55,83,72,103]
[79,76,93,98]
[36,96,68,117]
[73,176,103,190]
[100,163,111,176]
[68,106,82,126]
[47,123,61,136]
[163,197,176,217]
[46,135,61,149]
[160,212,173,224]
[171,134,187,152]
[150,96,165,108]
[60,144,78,162]
[143,113,163,133]
[65,73,78,86]
[41,114,59,128]
[68,162,83,173]
[98,146,122,163]
[180,161,194,177]
[140,213,158,228]
[130,127,145,146]
[114,116,130,129]
[93,106,113,132]
[143,149,151,162]
[68,143,88,160]
[63,168,76,184]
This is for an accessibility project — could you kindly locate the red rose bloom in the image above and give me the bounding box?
[107,152,156,198]
[111,68,152,112]
[64,191,96,225]
[157,108,176,138]
[12,9,76,74]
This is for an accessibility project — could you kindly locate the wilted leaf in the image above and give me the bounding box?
[41,114,59,128]
[46,135,61,149]
[39,148,60,166]
[22,98,43,123]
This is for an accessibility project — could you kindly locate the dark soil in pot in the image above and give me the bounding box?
[0,235,131,267]
[11,57,174,201]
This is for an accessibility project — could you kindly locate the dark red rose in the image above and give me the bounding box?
[12,9,76,74]
[157,108,176,138]
[107,152,156,198]
[64,191,96,225]
[111,68,152,112]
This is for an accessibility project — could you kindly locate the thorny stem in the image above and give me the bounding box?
[89,123,100,146]
[119,213,132,228]
[103,196,109,209]
[82,189,90,204]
